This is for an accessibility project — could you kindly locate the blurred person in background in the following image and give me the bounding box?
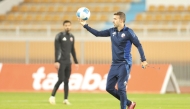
[78,11,148,109]
[49,20,79,105]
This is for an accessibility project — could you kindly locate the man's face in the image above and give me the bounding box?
[63,22,71,33]
[113,15,122,27]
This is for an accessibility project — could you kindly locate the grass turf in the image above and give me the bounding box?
[0,92,189,109]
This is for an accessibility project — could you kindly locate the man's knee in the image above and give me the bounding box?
[55,80,62,87]
[106,85,115,93]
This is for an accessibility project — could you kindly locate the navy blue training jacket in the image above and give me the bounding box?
[84,24,146,64]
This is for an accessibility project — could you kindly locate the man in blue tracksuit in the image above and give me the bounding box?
[78,11,148,109]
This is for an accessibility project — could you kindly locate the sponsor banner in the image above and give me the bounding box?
[0,64,170,93]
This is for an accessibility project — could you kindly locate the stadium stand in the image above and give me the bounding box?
[0,0,189,37]
[0,0,136,37]
[129,4,190,36]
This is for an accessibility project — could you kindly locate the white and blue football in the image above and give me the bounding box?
[76,7,90,20]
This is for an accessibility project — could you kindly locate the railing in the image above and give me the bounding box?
[1,24,190,37]
[0,37,190,86]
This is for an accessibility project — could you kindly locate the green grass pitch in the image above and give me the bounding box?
[0,92,189,109]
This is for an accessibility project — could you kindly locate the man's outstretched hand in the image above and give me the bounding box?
[141,61,148,69]
[78,18,87,26]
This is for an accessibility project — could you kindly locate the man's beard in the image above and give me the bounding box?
[113,23,117,27]
[65,29,70,33]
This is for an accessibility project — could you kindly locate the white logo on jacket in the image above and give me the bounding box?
[121,33,125,38]
[70,37,73,42]
[112,32,116,36]
[62,37,66,41]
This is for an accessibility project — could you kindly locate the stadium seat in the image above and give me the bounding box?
[90,5,109,12]
[52,15,61,21]
[87,6,100,12]
[20,6,29,12]
[135,14,143,21]
[25,15,34,21]
[102,6,110,12]
[90,15,99,21]
[63,15,71,20]
[48,6,55,12]
[0,15,5,21]
[173,14,182,21]
[66,6,78,12]
[15,15,24,21]
[6,14,15,21]
[187,6,190,11]
[88,6,95,12]
[39,6,47,12]
[29,6,38,12]
[56,6,64,12]
[145,14,153,21]
[148,5,156,12]
[177,5,185,11]
[183,14,190,21]
[44,15,52,21]
[11,6,19,12]
[100,15,108,21]
[72,15,78,21]
[34,15,43,21]
[164,14,172,21]
[154,14,163,21]
[168,5,175,11]
[112,6,120,12]
[158,5,165,12]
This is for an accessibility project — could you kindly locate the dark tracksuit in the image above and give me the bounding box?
[83,24,146,109]
[51,32,78,99]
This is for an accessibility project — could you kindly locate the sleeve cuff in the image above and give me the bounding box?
[141,59,146,62]
[83,24,88,28]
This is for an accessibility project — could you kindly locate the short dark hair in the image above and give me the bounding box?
[63,20,71,25]
[114,11,126,23]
